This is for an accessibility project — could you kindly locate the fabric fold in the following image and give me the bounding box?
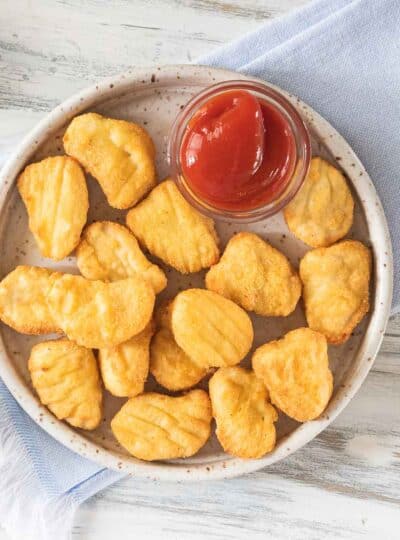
[0,380,123,540]
[199,0,354,69]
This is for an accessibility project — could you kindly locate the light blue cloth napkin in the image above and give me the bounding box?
[1,1,399,539]
[200,0,400,312]
[0,381,124,539]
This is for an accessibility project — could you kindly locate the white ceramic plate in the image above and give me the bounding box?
[0,65,393,481]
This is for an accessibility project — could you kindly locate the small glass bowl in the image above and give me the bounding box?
[167,80,311,223]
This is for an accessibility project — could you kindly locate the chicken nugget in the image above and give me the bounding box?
[150,304,207,391]
[300,240,371,344]
[98,321,154,397]
[284,157,354,247]
[63,112,156,209]
[48,274,154,348]
[0,266,60,334]
[206,232,301,317]
[29,339,102,430]
[126,179,220,273]
[209,367,277,458]
[17,156,89,260]
[252,328,333,422]
[76,221,166,293]
[169,289,253,368]
[150,327,207,391]
[111,389,212,461]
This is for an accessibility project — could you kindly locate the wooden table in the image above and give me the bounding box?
[1,1,399,538]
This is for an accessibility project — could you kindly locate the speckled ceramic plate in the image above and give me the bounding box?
[0,65,393,481]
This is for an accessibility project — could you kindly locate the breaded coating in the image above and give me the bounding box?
[98,321,154,398]
[150,305,207,391]
[169,289,253,368]
[252,328,333,422]
[284,157,354,247]
[111,389,212,461]
[29,339,102,430]
[48,274,155,348]
[0,266,60,334]
[300,240,371,344]
[17,156,89,260]
[63,112,156,209]
[206,232,301,317]
[150,328,207,391]
[209,367,277,458]
[126,179,220,273]
[76,221,166,293]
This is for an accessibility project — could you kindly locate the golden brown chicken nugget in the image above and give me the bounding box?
[18,156,88,261]
[284,157,354,248]
[126,179,220,273]
[209,367,277,458]
[150,304,207,392]
[150,327,208,392]
[48,273,155,348]
[0,266,61,334]
[150,327,207,391]
[63,112,156,209]
[29,339,102,429]
[99,321,154,398]
[252,328,333,422]
[206,232,301,317]
[300,240,371,344]
[169,289,253,368]
[76,221,166,293]
[111,389,212,461]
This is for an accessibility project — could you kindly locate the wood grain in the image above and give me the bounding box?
[0,0,307,134]
[0,1,399,539]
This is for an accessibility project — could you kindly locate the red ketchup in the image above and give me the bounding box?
[180,90,296,211]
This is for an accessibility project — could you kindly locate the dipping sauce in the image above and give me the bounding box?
[180,89,297,212]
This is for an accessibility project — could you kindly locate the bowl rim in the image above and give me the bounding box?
[0,64,393,481]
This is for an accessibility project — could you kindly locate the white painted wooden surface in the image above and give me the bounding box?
[0,1,399,539]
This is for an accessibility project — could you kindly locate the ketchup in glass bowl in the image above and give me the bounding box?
[168,80,311,222]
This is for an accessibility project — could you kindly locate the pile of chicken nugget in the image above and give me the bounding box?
[0,112,371,461]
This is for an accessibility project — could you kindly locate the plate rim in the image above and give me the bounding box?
[0,64,393,481]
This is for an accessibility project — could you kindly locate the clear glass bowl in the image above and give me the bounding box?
[167,80,311,223]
